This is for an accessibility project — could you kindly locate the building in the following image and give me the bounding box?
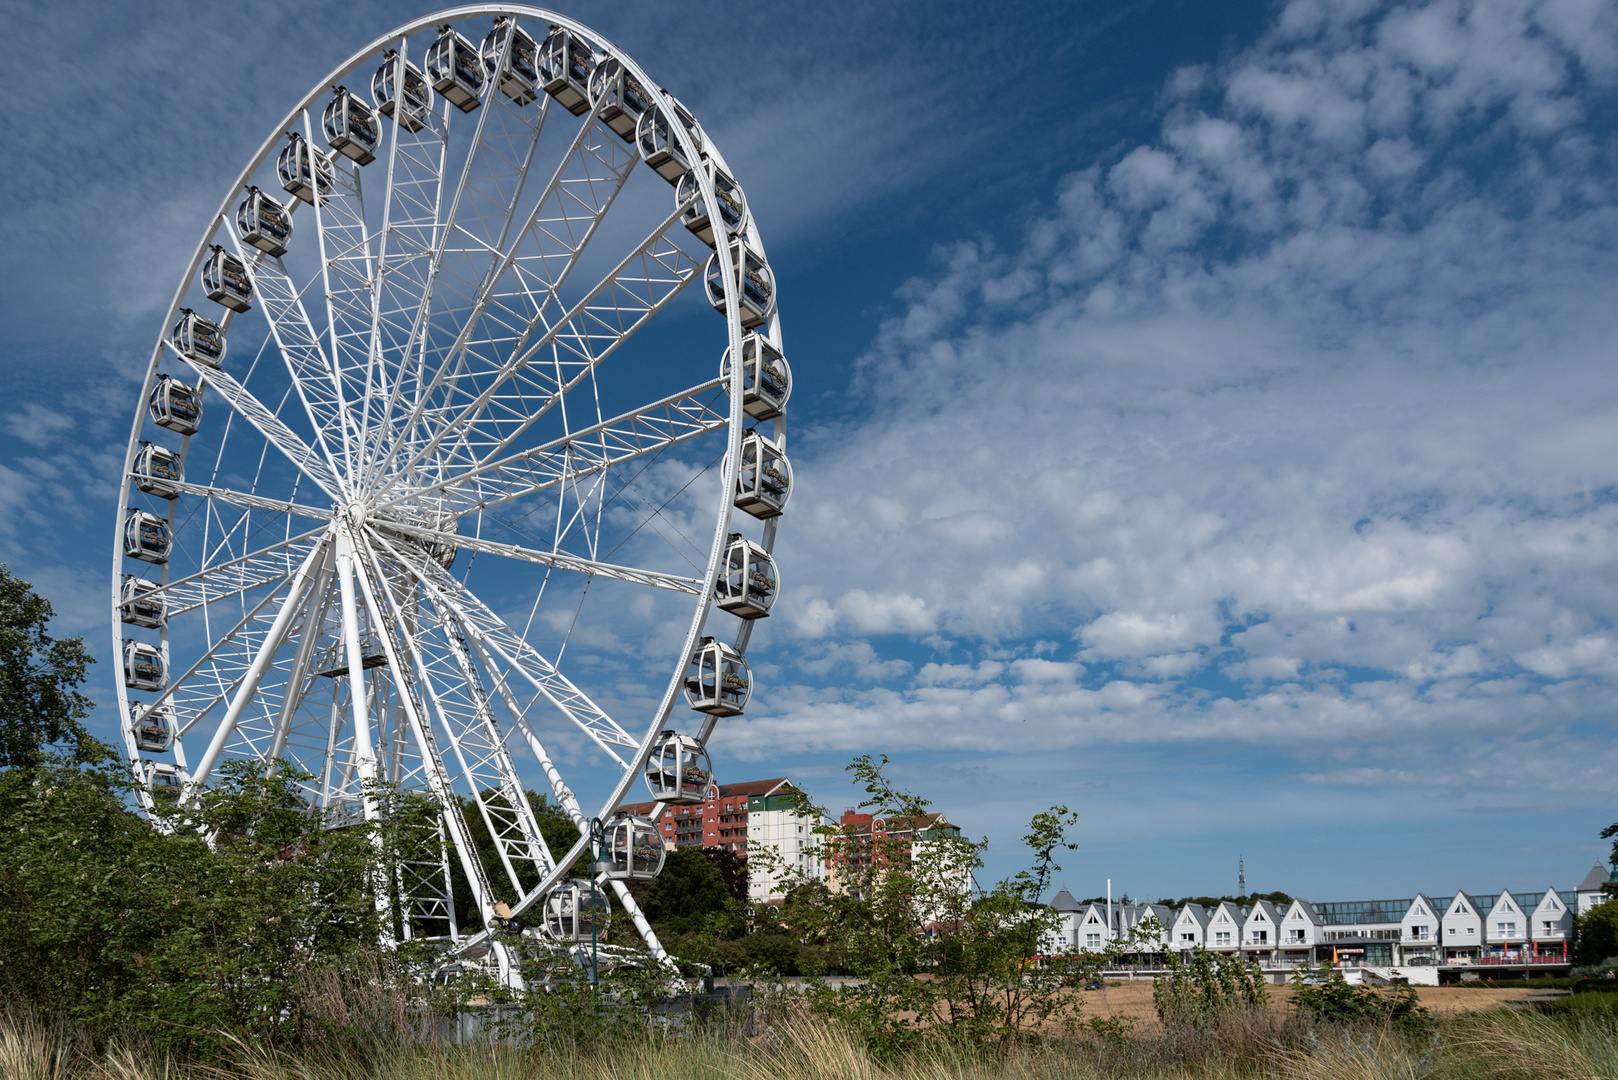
[617,775,826,905]
[1051,864,1608,971]
[1399,894,1443,964]
[824,809,973,910]
[1576,864,1611,914]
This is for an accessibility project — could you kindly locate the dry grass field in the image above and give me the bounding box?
[1075,979,1554,1023]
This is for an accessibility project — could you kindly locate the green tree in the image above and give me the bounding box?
[0,565,96,768]
[1290,965,1431,1033]
[766,754,1100,1055]
[1575,899,1618,965]
[629,845,742,937]
[0,755,431,1055]
[446,787,582,931]
[1151,945,1266,1028]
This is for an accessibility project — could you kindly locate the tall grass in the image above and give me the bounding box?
[9,1000,1618,1080]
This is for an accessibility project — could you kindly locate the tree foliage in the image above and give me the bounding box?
[1150,945,1267,1027]
[760,754,1100,1055]
[1290,966,1432,1033]
[0,754,434,1055]
[0,566,95,768]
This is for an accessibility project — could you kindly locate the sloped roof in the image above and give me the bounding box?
[1245,899,1281,924]
[721,778,794,797]
[1580,864,1609,892]
[1177,903,1212,929]
[1287,899,1324,925]
[1050,887,1082,912]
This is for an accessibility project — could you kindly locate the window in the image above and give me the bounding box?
[1215,931,1232,946]
[1410,925,1429,940]
[1448,927,1456,936]
[1086,933,1102,948]
[1543,920,1556,934]
[1467,927,1475,936]
[1497,921,1517,936]
[1251,930,1268,943]
[1180,933,1195,943]
[1287,930,1306,943]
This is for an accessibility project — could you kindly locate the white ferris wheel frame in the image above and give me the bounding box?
[108,6,785,980]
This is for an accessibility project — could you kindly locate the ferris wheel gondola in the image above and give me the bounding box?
[113,7,792,990]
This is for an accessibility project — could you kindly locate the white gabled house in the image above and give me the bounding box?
[1401,894,1442,962]
[1242,899,1282,959]
[1207,901,1244,952]
[1485,891,1529,955]
[1528,888,1573,957]
[1442,893,1485,959]
[1131,903,1175,952]
[1279,899,1322,961]
[1172,903,1211,954]
[1577,864,1611,915]
[1075,902,1112,952]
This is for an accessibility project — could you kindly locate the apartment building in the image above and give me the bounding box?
[617,775,827,904]
[1050,862,1614,966]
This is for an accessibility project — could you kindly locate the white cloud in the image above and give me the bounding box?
[754,0,1618,785]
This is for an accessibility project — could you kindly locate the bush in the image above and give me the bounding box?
[1152,947,1266,1028]
[0,754,434,1056]
[1290,967,1432,1034]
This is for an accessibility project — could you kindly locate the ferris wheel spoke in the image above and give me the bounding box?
[361,64,452,483]
[134,526,327,617]
[378,377,727,517]
[180,361,345,499]
[370,528,639,762]
[266,548,337,763]
[132,571,301,739]
[366,107,638,487]
[375,44,550,478]
[378,519,699,594]
[383,196,702,485]
[184,536,330,790]
[163,481,335,522]
[302,108,375,482]
[353,530,555,896]
[221,224,353,484]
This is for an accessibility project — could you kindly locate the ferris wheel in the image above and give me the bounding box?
[110,7,792,982]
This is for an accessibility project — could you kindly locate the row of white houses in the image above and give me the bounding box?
[1048,864,1615,967]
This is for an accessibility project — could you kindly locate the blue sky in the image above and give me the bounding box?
[7,0,1618,904]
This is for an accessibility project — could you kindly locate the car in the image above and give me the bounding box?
[1083,978,1105,991]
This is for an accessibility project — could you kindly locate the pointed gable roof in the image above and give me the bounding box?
[1176,902,1212,929]
[1137,903,1173,928]
[1284,899,1323,926]
[1404,894,1437,921]
[1245,899,1281,926]
[1050,887,1082,913]
[1580,864,1610,892]
[1530,888,1567,916]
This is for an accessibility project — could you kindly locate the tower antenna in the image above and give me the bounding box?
[1238,856,1247,898]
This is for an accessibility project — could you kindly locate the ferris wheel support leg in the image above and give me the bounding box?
[605,877,677,975]
[267,548,336,770]
[350,530,505,936]
[186,535,331,796]
[336,523,395,946]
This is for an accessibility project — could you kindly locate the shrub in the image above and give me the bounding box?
[1290,967,1432,1034]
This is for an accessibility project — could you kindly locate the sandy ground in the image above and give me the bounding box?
[1077,980,1559,1022]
